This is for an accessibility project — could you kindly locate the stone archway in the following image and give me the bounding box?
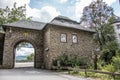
[13,40,36,68]
[2,27,44,69]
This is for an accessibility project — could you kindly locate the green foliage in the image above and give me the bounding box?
[72,65,79,74]
[103,41,118,51]
[96,17,118,64]
[81,1,118,67]
[101,58,120,80]
[53,54,88,67]
[69,71,110,80]
[97,56,120,79]
[116,49,120,56]
[81,0,113,28]
[26,53,34,61]
[100,49,116,64]
[97,60,104,70]
[102,64,115,72]
[112,56,120,72]
[81,0,117,52]
[0,2,30,29]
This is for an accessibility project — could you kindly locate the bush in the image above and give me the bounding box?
[116,49,120,56]
[112,56,120,72]
[52,53,88,68]
[100,56,120,80]
[97,60,104,70]
[100,49,116,64]
[102,64,115,72]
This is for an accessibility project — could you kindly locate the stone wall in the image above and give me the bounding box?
[2,27,44,68]
[44,24,96,69]
[43,27,51,69]
[1,24,96,69]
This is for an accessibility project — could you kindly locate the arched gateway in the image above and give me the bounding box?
[0,16,96,69]
[1,20,45,68]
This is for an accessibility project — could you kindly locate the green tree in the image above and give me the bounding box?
[81,0,118,65]
[7,3,26,23]
[26,53,34,61]
[81,0,114,50]
[99,18,118,64]
[0,2,30,27]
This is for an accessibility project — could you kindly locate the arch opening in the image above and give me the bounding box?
[14,41,35,68]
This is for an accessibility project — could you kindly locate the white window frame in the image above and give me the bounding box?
[60,33,67,43]
[72,34,78,43]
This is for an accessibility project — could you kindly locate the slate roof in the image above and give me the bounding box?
[3,20,46,30]
[3,16,95,32]
[50,16,95,32]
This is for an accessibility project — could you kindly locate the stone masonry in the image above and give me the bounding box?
[0,16,96,69]
[2,27,44,68]
[44,24,95,69]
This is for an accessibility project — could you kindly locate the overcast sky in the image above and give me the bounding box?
[0,0,119,22]
[16,47,34,56]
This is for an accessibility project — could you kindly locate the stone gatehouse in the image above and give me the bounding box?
[0,16,96,69]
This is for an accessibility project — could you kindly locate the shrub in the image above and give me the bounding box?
[100,49,116,64]
[116,49,120,56]
[97,60,104,70]
[112,56,120,72]
[102,64,115,72]
[52,53,88,68]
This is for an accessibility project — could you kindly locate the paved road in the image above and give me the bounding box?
[0,67,94,80]
[0,62,94,80]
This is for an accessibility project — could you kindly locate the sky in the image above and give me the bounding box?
[0,0,120,23]
[15,43,34,56]
[16,47,34,56]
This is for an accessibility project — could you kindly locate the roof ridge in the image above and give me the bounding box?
[51,15,79,24]
[19,19,46,24]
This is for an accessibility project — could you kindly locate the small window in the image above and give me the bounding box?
[72,34,78,43]
[60,33,67,42]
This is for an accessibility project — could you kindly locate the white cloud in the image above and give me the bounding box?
[40,6,60,22]
[75,0,92,21]
[26,7,41,21]
[0,0,117,22]
[0,0,60,22]
[59,0,68,3]
[16,47,34,56]
[26,6,60,22]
